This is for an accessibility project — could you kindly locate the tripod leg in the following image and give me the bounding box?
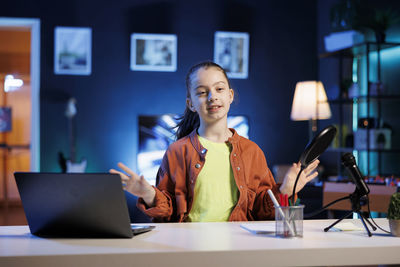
[358,212,372,237]
[359,213,377,231]
[324,210,353,232]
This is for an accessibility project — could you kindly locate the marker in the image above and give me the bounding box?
[267,189,295,236]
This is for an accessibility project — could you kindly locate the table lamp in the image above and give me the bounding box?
[290,81,331,141]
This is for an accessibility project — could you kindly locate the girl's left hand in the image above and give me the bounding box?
[279,160,320,196]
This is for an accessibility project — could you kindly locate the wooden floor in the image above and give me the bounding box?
[0,205,28,226]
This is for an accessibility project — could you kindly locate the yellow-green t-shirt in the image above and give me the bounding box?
[186,135,239,222]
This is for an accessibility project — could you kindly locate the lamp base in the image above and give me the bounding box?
[308,119,318,142]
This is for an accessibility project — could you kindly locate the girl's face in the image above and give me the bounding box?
[187,67,234,125]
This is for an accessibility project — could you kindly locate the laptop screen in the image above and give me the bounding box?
[14,172,134,238]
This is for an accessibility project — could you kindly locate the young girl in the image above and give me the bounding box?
[110,61,319,222]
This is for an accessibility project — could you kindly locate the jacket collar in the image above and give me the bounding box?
[188,128,240,157]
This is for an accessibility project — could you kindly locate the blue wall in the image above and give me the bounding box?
[2,0,318,173]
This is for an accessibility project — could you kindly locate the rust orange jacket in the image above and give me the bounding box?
[137,128,281,222]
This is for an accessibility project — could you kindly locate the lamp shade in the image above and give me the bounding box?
[290,81,331,121]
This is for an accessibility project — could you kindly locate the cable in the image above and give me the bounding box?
[365,195,391,234]
[304,195,351,218]
[291,166,304,205]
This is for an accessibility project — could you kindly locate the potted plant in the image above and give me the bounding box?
[355,7,400,43]
[388,192,400,237]
[329,0,359,33]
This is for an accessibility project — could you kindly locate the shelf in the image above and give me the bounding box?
[328,94,400,104]
[328,98,354,104]
[319,42,400,58]
[328,147,400,153]
[0,143,30,150]
[321,41,400,177]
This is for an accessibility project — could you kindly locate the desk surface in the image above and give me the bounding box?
[1,219,400,267]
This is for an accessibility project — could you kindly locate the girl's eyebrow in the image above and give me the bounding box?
[194,81,226,90]
[194,85,206,91]
[213,81,227,86]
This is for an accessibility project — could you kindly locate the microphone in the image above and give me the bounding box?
[341,153,370,196]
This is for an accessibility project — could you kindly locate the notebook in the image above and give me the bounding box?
[14,172,154,238]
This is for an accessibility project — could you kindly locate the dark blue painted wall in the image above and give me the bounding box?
[2,0,317,173]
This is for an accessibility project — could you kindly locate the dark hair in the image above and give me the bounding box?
[175,61,231,140]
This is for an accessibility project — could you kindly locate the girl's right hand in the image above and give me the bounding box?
[109,162,156,207]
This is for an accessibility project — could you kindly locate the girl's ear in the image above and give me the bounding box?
[186,98,196,112]
[229,88,234,104]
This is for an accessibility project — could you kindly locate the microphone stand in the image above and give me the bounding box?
[324,189,376,237]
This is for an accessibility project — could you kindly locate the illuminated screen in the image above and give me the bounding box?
[138,114,249,185]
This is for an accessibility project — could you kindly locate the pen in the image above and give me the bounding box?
[267,189,295,236]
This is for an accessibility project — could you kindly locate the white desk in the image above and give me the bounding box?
[1,219,400,267]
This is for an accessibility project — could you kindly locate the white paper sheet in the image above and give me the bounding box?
[332,222,364,231]
[240,223,275,234]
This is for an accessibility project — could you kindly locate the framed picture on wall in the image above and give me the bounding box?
[54,27,92,75]
[214,31,249,79]
[130,33,177,72]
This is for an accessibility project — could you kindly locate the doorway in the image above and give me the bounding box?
[0,17,40,225]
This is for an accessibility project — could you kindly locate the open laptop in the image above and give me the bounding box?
[14,172,155,238]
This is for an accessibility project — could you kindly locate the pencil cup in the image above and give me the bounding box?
[275,205,304,238]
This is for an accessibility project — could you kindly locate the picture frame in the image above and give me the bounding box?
[54,27,92,75]
[130,33,177,72]
[214,31,249,79]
